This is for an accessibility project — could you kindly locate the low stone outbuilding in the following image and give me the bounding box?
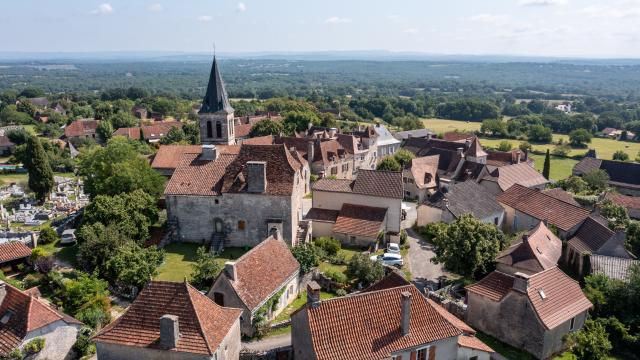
[465,267,592,359]
[0,242,32,272]
[94,281,242,360]
[207,235,300,336]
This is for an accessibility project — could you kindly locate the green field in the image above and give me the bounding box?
[529,154,578,181]
[155,243,248,282]
[422,118,640,161]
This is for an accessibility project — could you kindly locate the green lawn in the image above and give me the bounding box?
[155,243,248,282]
[0,171,76,186]
[476,332,536,360]
[274,290,336,323]
[317,247,363,277]
[529,154,578,181]
[422,118,482,134]
[36,240,79,267]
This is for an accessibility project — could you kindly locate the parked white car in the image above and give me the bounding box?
[370,253,404,268]
[386,243,400,254]
[60,229,76,245]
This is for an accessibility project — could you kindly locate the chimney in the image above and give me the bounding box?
[465,139,471,150]
[159,314,180,349]
[515,151,522,164]
[307,281,321,308]
[246,161,267,193]
[307,141,315,163]
[426,133,432,140]
[457,147,464,157]
[328,127,338,138]
[200,145,218,161]
[522,234,529,244]
[0,281,6,305]
[225,262,237,281]
[401,291,411,336]
[512,272,530,293]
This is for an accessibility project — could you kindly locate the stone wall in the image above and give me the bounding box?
[95,342,211,360]
[208,275,253,336]
[199,112,235,145]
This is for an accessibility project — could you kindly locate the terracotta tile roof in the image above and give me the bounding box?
[304,208,339,222]
[164,152,237,196]
[221,144,302,196]
[590,255,640,281]
[234,123,253,138]
[497,184,590,232]
[114,122,183,141]
[151,145,202,170]
[219,236,299,311]
[604,192,640,211]
[465,271,515,302]
[466,137,487,157]
[496,222,562,273]
[408,155,439,189]
[332,203,387,238]
[402,138,465,174]
[303,285,462,360]
[542,188,581,207]
[458,335,495,353]
[485,162,549,191]
[442,132,474,142]
[312,178,353,193]
[0,282,78,356]
[486,149,528,167]
[362,271,410,293]
[64,119,99,138]
[94,281,241,355]
[427,299,475,335]
[276,136,355,167]
[567,216,615,254]
[526,267,593,330]
[241,135,274,145]
[0,242,32,263]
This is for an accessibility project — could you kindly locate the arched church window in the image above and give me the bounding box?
[207,121,213,138]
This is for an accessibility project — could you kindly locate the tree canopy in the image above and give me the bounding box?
[25,136,54,202]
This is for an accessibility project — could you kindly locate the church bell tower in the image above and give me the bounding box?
[199,56,235,145]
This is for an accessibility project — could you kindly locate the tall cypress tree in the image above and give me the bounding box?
[26,136,54,203]
[542,149,551,180]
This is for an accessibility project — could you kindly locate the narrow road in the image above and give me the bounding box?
[241,333,291,352]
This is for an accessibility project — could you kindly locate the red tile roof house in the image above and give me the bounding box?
[63,118,100,145]
[291,279,494,360]
[93,281,242,360]
[465,267,593,360]
[113,121,183,143]
[0,242,32,273]
[0,281,82,359]
[207,235,300,336]
[305,170,403,247]
[402,155,439,202]
[497,184,591,239]
[604,192,640,220]
[479,162,549,195]
[150,144,239,177]
[164,144,309,249]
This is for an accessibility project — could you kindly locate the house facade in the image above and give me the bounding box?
[63,119,100,145]
[207,235,300,336]
[403,155,439,202]
[466,268,592,360]
[165,144,308,248]
[305,170,403,246]
[94,281,242,360]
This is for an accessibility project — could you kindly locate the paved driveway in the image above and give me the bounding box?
[242,333,291,352]
[401,202,451,291]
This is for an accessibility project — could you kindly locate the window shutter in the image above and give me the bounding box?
[428,346,436,360]
[410,351,417,360]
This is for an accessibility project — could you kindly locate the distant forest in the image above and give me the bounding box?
[2,59,640,100]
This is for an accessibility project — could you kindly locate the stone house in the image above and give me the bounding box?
[131,105,148,119]
[164,143,308,248]
[565,215,634,275]
[0,281,82,359]
[207,235,300,336]
[403,155,439,202]
[495,222,562,276]
[373,123,401,159]
[590,255,640,282]
[63,119,100,145]
[305,170,403,246]
[417,180,505,227]
[275,133,356,179]
[0,242,32,273]
[573,156,640,196]
[479,162,549,195]
[603,192,640,219]
[497,184,591,238]
[292,280,494,360]
[150,144,238,177]
[94,281,242,360]
[465,267,593,359]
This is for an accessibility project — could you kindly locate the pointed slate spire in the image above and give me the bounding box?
[200,56,234,114]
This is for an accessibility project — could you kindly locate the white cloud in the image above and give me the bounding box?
[148,3,163,12]
[324,16,351,24]
[237,2,247,12]
[196,15,212,22]
[469,14,510,25]
[403,28,419,34]
[91,3,113,15]
[518,0,567,6]
[580,4,640,19]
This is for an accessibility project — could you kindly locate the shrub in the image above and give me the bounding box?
[613,150,629,162]
[552,144,571,157]
[346,253,384,288]
[23,273,43,288]
[23,337,45,355]
[35,255,55,274]
[399,230,408,245]
[325,269,348,284]
[497,140,513,151]
[38,226,59,244]
[72,326,96,358]
[6,348,22,360]
[30,247,47,261]
[75,306,111,329]
[314,237,341,256]
[335,289,347,297]
[290,244,320,274]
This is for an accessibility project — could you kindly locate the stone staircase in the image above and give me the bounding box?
[211,232,228,253]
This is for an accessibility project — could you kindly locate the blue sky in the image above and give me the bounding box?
[1,0,639,57]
